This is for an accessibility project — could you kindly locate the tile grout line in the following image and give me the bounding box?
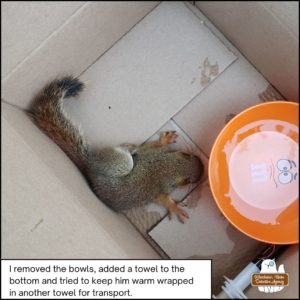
[124,213,170,259]
[2,2,89,82]
[170,119,210,159]
[170,56,238,129]
[146,179,206,246]
[1,98,28,112]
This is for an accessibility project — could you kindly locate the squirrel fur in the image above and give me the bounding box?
[30,76,204,222]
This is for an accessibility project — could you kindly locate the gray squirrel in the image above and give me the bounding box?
[30,76,203,222]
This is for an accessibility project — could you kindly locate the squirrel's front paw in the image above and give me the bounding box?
[168,202,189,224]
[120,143,138,154]
[160,131,178,145]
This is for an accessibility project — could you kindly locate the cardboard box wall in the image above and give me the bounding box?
[195,1,299,101]
[2,1,299,297]
[2,1,161,259]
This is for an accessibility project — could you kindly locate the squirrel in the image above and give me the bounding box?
[30,76,204,223]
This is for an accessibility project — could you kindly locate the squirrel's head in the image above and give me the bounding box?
[174,151,204,187]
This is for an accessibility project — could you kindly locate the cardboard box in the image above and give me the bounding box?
[2,1,298,298]
[195,1,299,101]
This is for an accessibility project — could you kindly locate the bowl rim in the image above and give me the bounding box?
[208,100,299,244]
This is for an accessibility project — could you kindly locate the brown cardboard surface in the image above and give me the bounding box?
[63,2,236,147]
[2,1,85,78]
[195,1,299,101]
[2,1,159,109]
[173,57,277,156]
[2,103,160,259]
[148,183,265,294]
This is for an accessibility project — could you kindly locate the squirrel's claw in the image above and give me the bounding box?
[179,201,188,207]
[168,203,189,223]
[159,131,178,145]
[178,205,189,223]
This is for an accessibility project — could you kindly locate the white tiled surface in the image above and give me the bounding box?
[173,57,273,156]
[2,1,159,108]
[2,1,85,78]
[195,1,299,101]
[63,1,236,147]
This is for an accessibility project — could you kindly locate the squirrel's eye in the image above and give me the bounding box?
[277,159,291,171]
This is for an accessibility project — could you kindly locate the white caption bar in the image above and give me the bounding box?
[2,260,211,299]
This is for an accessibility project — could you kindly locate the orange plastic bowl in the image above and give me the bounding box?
[209,101,298,244]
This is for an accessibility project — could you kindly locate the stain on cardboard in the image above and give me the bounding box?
[258,85,283,102]
[187,225,265,294]
[30,218,44,232]
[200,57,219,86]
[190,77,196,84]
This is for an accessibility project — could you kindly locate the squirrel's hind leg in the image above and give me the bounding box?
[156,194,189,223]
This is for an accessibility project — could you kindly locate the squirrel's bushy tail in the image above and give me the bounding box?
[31,76,89,172]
